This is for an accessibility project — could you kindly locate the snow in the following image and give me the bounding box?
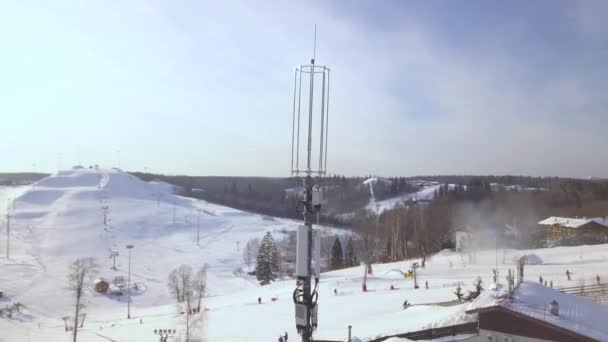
[468,282,608,341]
[2,169,608,341]
[367,182,456,214]
[521,254,543,265]
[538,216,608,229]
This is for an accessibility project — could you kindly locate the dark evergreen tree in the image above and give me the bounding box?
[454,284,464,302]
[330,238,344,270]
[255,232,278,285]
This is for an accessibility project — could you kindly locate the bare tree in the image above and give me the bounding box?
[68,257,97,342]
[243,242,251,268]
[168,264,193,303]
[194,264,208,312]
[243,238,259,269]
[168,269,181,303]
[180,290,202,342]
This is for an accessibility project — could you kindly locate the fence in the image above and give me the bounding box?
[557,283,608,305]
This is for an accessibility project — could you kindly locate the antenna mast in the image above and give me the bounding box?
[290,25,331,342]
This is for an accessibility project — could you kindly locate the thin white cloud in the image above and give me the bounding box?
[0,1,606,177]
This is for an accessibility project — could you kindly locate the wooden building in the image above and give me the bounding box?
[538,216,608,240]
[466,282,608,342]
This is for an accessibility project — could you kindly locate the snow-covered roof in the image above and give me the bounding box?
[537,216,608,229]
[467,282,608,341]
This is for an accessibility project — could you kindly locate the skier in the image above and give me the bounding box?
[597,275,601,285]
[566,270,572,281]
[539,275,543,284]
[334,288,338,295]
[390,284,395,290]
[425,281,429,289]
[278,335,284,342]
[258,297,262,304]
[402,299,410,309]
[284,331,288,341]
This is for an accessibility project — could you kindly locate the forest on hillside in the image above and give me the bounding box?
[131,172,608,260]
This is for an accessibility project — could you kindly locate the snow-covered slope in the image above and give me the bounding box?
[366,182,456,214]
[2,169,608,342]
[0,168,308,341]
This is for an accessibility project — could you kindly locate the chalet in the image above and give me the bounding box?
[538,216,608,240]
[466,281,608,342]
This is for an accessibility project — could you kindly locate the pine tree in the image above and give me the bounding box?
[330,238,344,270]
[256,232,278,285]
[454,284,464,302]
[345,237,357,267]
[270,236,280,278]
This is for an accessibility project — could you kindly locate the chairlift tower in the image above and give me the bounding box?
[109,250,119,270]
[290,26,331,342]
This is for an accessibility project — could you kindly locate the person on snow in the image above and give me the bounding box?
[258,297,262,304]
[539,275,543,284]
[597,274,601,285]
[284,331,288,341]
[402,299,410,309]
[334,288,338,295]
[390,284,395,290]
[566,270,572,281]
[278,335,284,342]
[425,281,429,289]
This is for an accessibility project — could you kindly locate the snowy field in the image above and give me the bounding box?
[1,169,608,342]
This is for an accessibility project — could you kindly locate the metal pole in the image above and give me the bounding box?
[291,68,298,172]
[348,325,352,342]
[197,210,200,247]
[6,211,9,259]
[318,69,326,173]
[303,174,313,342]
[126,244,134,319]
[306,60,315,171]
[128,248,131,318]
[324,69,330,172]
[296,66,303,172]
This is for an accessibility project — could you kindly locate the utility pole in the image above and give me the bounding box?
[196,209,201,246]
[126,244,134,319]
[5,209,10,259]
[102,206,109,225]
[290,25,331,342]
[172,200,176,225]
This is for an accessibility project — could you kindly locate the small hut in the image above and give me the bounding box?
[94,279,109,293]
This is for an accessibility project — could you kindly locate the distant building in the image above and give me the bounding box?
[538,216,608,240]
[467,281,608,342]
[453,229,474,252]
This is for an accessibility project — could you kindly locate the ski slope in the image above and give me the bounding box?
[366,182,456,214]
[1,169,608,341]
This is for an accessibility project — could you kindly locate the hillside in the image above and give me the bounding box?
[0,168,313,341]
[2,169,608,341]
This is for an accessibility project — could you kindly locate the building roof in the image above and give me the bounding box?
[466,282,608,341]
[538,216,608,229]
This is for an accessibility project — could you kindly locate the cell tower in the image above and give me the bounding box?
[290,26,330,342]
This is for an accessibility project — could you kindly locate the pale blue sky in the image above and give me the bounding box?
[1,1,607,177]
